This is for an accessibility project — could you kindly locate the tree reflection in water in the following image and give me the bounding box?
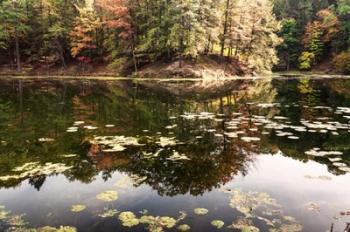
[0,78,349,199]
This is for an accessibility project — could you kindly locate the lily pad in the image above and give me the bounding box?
[194,208,208,215]
[157,137,178,147]
[98,208,119,218]
[158,216,177,228]
[211,220,225,229]
[229,218,259,232]
[118,211,139,227]
[70,204,86,213]
[177,224,191,231]
[96,190,118,202]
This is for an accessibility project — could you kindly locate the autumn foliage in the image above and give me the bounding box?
[97,0,133,40]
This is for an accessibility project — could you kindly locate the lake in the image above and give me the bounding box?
[0,76,349,232]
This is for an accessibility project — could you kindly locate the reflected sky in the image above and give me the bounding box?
[0,77,350,232]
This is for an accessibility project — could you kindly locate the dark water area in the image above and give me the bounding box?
[0,77,349,232]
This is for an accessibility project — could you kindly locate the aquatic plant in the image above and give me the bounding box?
[211,220,225,229]
[90,135,143,152]
[118,211,139,227]
[97,208,119,218]
[70,205,86,213]
[177,224,191,231]
[96,190,118,202]
[37,226,77,232]
[0,163,72,182]
[305,148,343,157]
[167,151,190,161]
[225,189,302,231]
[228,218,260,231]
[229,190,279,217]
[156,137,178,147]
[193,208,209,215]
[139,215,177,232]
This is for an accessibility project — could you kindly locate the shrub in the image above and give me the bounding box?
[333,52,350,74]
[299,52,315,70]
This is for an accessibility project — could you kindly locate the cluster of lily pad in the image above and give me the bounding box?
[178,103,350,141]
[0,162,73,182]
[222,189,303,232]
[0,205,77,232]
[305,148,350,172]
[90,135,143,152]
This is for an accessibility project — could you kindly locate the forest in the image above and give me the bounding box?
[0,0,350,75]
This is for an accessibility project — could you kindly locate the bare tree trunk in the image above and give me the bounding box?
[9,49,14,69]
[15,28,21,72]
[132,42,138,73]
[220,0,230,57]
[56,40,67,69]
[286,53,290,71]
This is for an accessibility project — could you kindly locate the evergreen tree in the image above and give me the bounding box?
[277,18,301,70]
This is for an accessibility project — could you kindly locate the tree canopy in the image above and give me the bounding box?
[0,0,349,74]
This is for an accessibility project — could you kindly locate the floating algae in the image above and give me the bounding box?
[96,190,118,202]
[118,211,139,227]
[211,220,225,229]
[70,204,86,213]
[194,208,209,215]
[98,208,119,218]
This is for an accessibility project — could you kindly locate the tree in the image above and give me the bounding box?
[98,0,135,70]
[277,18,301,70]
[299,51,315,70]
[0,0,29,72]
[70,0,101,64]
[44,0,78,68]
[237,0,282,72]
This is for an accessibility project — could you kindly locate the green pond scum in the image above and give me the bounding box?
[0,77,350,231]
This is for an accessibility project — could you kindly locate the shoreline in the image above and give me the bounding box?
[0,74,349,81]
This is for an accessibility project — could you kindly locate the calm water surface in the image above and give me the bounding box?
[0,77,349,232]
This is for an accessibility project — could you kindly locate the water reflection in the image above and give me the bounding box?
[0,77,349,231]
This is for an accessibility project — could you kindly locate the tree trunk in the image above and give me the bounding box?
[56,40,67,69]
[15,27,21,72]
[286,53,290,71]
[220,0,230,57]
[132,42,138,73]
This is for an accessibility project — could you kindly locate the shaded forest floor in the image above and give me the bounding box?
[0,55,255,78]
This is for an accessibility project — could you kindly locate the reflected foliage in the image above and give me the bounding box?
[0,78,349,196]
